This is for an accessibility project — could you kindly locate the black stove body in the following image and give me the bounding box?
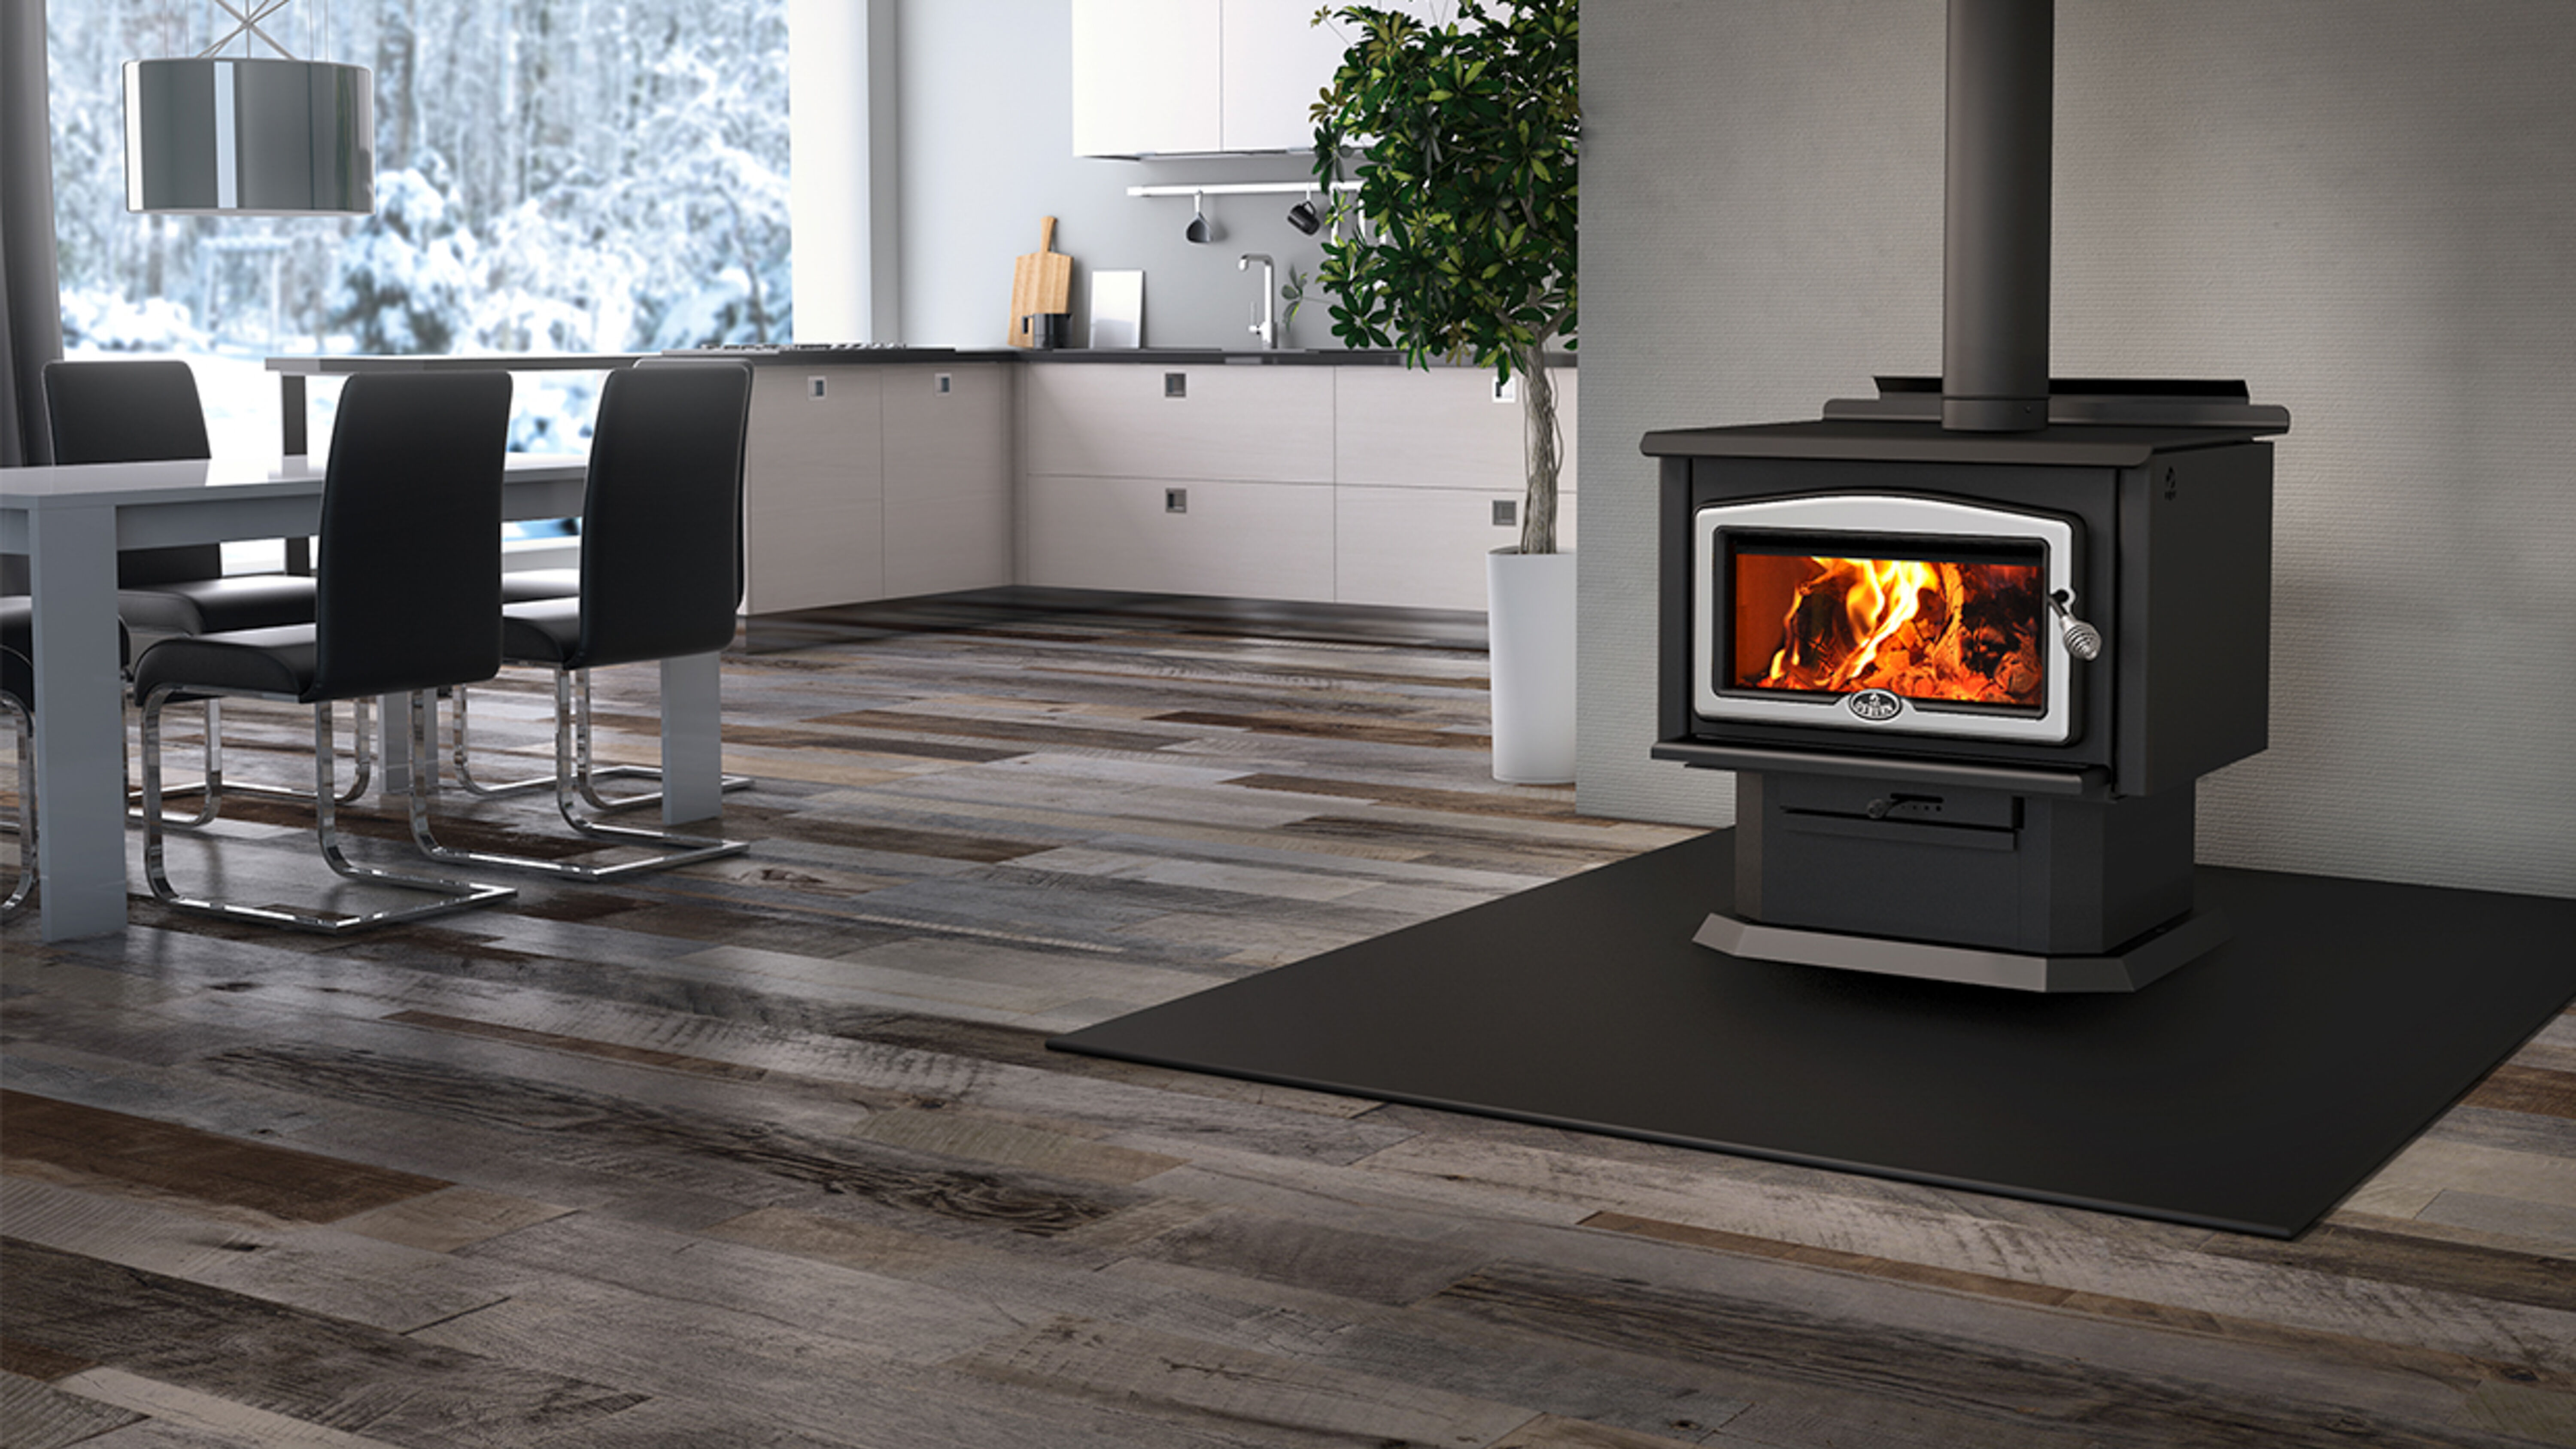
[1647,386,2284,991]
[1646,0,2288,991]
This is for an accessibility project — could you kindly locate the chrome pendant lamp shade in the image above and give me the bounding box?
[124,3,374,216]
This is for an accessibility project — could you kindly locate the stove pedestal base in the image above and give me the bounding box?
[1693,905,2230,993]
[1736,771,2199,961]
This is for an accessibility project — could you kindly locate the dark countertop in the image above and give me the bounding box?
[996,347,1573,368]
[272,347,1573,372]
[655,346,1019,365]
[1020,348,1410,366]
[669,346,1573,368]
[664,346,1512,368]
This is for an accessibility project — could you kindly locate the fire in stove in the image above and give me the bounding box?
[1738,550,2044,708]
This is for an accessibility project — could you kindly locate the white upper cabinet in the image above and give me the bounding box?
[1071,0,1221,157]
[1218,0,1356,153]
[1073,0,1355,157]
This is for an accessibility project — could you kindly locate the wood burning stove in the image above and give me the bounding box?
[1645,0,2289,992]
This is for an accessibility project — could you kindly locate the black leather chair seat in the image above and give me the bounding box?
[1,645,29,709]
[116,574,320,637]
[500,568,580,604]
[498,598,583,664]
[131,626,321,702]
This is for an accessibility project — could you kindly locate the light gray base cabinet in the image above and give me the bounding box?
[740,363,1012,616]
[1021,361,1577,613]
[740,357,1577,618]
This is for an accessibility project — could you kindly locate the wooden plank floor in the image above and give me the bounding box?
[5,589,2572,1449]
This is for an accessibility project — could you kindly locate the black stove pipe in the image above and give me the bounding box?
[1943,0,2053,431]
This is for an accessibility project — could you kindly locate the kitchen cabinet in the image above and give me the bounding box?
[740,363,1013,615]
[1021,361,1334,482]
[1331,363,1580,611]
[1070,0,1220,157]
[883,363,1013,599]
[1021,359,1337,599]
[1019,358,1574,613]
[1219,0,1360,153]
[1024,475,1337,601]
[741,365,885,615]
[1071,0,1362,156]
[1334,364,1525,490]
[735,353,1575,620]
[1337,486,1580,612]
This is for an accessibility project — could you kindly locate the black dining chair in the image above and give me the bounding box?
[450,357,752,811]
[416,361,749,880]
[130,371,520,932]
[40,358,356,823]
[44,360,319,635]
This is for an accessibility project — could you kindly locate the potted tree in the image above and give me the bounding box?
[1310,0,1579,783]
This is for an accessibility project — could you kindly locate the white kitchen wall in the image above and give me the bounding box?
[1577,0,2576,899]
[788,0,893,342]
[891,0,1348,349]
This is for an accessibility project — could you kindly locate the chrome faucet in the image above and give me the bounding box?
[1238,253,1276,349]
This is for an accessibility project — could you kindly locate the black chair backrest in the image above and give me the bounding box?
[42,359,222,587]
[311,371,513,700]
[629,356,750,599]
[571,363,751,671]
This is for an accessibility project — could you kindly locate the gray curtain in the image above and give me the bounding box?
[2,0,63,468]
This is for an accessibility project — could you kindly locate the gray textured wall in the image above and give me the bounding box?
[1577,0,2576,898]
[894,0,1343,350]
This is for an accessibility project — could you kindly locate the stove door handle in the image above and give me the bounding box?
[2048,589,2104,661]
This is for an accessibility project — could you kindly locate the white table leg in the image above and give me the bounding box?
[659,651,722,825]
[27,503,130,939]
[377,690,436,798]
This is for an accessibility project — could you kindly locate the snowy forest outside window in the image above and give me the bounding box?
[49,0,790,456]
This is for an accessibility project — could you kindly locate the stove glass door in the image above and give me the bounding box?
[1693,495,2083,744]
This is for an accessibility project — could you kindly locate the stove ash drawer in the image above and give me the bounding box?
[1738,772,2194,956]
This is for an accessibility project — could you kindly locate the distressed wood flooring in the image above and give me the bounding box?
[4,589,2573,1449]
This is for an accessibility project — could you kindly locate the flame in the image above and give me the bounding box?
[1747,556,2044,706]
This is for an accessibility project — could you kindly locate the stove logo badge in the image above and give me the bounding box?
[1846,689,1904,723]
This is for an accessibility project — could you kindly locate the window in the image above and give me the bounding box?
[49,0,791,458]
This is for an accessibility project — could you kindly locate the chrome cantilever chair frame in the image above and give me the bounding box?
[140,686,508,932]
[419,669,745,880]
[447,668,747,811]
[131,696,373,830]
[2,657,32,918]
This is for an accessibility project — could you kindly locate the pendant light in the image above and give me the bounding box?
[125,0,374,216]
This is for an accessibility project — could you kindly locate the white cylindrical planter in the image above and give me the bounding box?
[1486,548,1577,784]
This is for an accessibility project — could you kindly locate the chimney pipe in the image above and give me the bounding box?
[1942,0,2052,431]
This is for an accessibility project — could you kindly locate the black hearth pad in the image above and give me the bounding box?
[1050,830,2576,1237]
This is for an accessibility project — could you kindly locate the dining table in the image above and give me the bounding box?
[3,450,726,942]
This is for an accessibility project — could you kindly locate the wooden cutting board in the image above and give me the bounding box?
[1009,217,1073,347]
